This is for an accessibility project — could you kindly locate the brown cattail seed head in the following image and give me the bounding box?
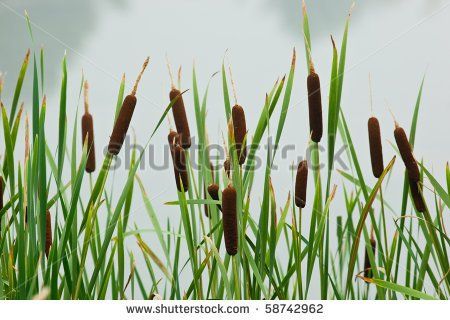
[295,160,308,208]
[172,144,189,192]
[170,88,191,149]
[222,185,238,256]
[368,117,384,178]
[364,238,376,279]
[207,183,222,213]
[394,126,420,182]
[307,68,323,143]
[409,178,425,213]
[45,210,52,258]
[82,113,96,173]
[108,95,137,155]
[232,104,247,165]
[224,158,231,177]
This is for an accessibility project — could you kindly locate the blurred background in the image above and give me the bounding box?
[1,0,449,297]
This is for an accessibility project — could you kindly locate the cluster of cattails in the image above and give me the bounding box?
[81,80,96,173]
[232,104,247,165]
[307,63,323,143]
[295,160,308,208]
[168,130,189,192]
[394,123,424,212]
[108,57,150,155]
[222,185,238,256]
[363,236,376,280]
[45,210,52,258]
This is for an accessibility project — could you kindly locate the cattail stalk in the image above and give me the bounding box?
[222,185,238,255]
[364,237,376,279]
[409,178,425,213]
[170,88,191,149]
[307,64,323,143]
[368,117,384,178]
[394,124,420,182]
[45,210,52,258]
[295,160,308,208]
[108,57,150,155]
[232,105,247,165]
[0,176,4,213]
[82,80,96,172]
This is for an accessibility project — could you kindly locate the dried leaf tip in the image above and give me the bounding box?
[291,47,296,67]
[302,0,307,15]
[25,48,31,63]
[131,56,150,96]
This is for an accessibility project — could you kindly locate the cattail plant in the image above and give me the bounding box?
[394,123,420,182]
[45,210,52,258]
[307,62,323,143]
[363,237,376,279]
[108,57,150,155]
[232,105,247,165]
[81,80,96,173]
[368,117,384,178]
[168,130,188,192]
[409,178,425,212]
[295,160,308,208]
[222,185,238,256]
[207,183,222,212]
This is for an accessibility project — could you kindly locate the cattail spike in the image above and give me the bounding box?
[364,238,376,280]
[394,124,420,182]
[409,178,425,212]
[368,117,384,178]
[307,65,323,143]
[295,160,308,208]
[222,185,238,255]
[131,57,150,96]
[231,104,247,165]
[45,210,52,258]
[170,87,191,149]
[207,183,222,212]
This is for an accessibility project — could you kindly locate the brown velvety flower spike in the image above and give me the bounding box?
[368,117,384,178]
[232,104,247,165]
[222,185,238,256]
[108,57,149,155]
[295,160,308,208]
[307,64,323,143]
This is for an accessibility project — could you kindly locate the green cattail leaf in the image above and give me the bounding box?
[9,49,30,124]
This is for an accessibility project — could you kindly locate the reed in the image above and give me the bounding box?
[232,104,247,165]
[368,117,384,178]
[45,210,52,258]
[295,160,308,208]
[222,185,238,256]
[394,124,420,182]
[81,80,96,173]
[409,178,425,212]
[307,63,323,143]
[108,57,150,155]
[170,88,191,149]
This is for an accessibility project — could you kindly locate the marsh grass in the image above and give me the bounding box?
[0,3,449,300]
